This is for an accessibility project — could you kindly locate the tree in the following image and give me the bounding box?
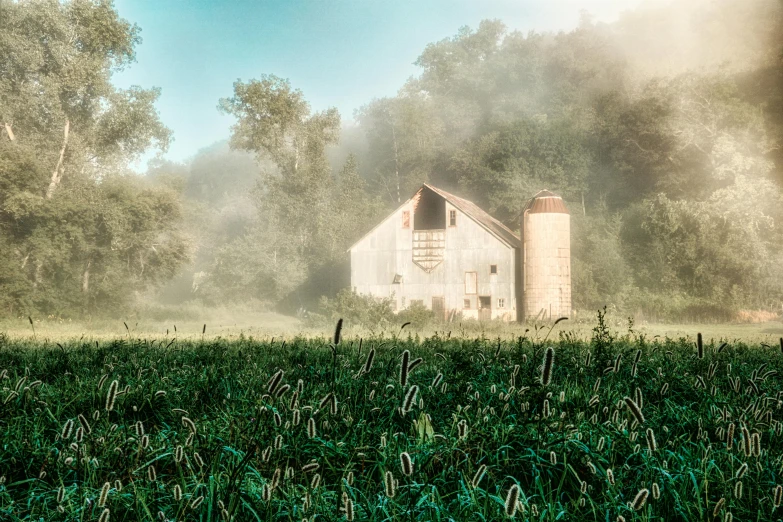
[217,75,383,309]
[0,0,183,316]
[350,7,783,318]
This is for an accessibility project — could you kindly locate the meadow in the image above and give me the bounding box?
[1,317,783,521]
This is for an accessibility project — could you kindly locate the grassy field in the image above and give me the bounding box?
[2,309,783,344]
[1,318,783,521]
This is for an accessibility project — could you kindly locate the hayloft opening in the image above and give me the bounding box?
[414,188,446,230]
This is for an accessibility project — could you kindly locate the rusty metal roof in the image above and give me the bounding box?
[422,184,520,248]
[522,189,569,214]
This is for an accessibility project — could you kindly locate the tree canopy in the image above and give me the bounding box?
[2,0,783,321]
[0,0,184,316]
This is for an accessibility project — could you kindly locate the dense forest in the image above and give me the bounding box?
[2,0,782,322]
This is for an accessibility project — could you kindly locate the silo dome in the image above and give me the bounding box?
[520,190,571,321]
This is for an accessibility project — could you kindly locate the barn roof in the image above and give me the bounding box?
[347,184,520,251]
[422,184,520,247]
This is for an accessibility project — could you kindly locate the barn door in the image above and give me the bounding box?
[432,296,445,322]
[479,296,491,321]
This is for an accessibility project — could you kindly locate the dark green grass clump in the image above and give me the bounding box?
[0,330,782,521]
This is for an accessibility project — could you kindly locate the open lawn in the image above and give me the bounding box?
[2,310,782,345]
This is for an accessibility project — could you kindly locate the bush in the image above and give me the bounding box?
[396,301,435,330]
[310,289,396,331]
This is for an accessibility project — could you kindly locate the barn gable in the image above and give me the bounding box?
[348,184,519,252]
[422,184,520,248]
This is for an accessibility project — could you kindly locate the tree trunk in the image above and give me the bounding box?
[46,119,70,199]
[82,261,91,293]
[3,122,16,142]
[32,260,43,291]
[391,119,400,204]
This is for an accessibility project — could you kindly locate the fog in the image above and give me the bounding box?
[1,0,782,333]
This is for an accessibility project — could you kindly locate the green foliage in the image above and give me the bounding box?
[4,0,783,321]
[0,0,181,317]
[345,3,783,319]
[396,300,436,330]
[311,289,395,330]
[216,76,385,310]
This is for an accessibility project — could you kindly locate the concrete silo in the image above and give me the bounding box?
[520,190,571,320]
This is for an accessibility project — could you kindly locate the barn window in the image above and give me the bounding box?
[490,264,497,275]
[465,272,477,295]
[449,210,457,227]
[498,298,506,309]
[393,273,403,284]
[463,298,471,309]
[402,210,410,228]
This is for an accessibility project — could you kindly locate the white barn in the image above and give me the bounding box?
[348,184,521,321]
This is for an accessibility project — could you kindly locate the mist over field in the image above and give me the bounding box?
[2,0,783,335]
[6,5,783,520]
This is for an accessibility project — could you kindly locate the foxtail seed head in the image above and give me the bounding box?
[344,491,354,521]
[78,414,92,434]
[400,452,413,476]
[363,348,375,374]
[541,347,555,386]
[333,318,343,345]
[105,380,118,411]
[727,423,735,450]
[472,464,487,488]
[741,426,751,457]
[505,484,521,516]
[400,350,410,387]
[632,488,649,511]
[384,471,396,498]
[181,416,197,434]
[266,369,284,395]
[61,419,74,440]
[623,396,645,425]
[98,482,110,507]
[645,428,657,452]
[402,385,419,415]
[751,432,761,457]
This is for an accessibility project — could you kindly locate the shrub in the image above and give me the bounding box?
[311,289,396,330]
[397,301,435,330]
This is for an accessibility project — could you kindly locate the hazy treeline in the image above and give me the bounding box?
[2,0,782,321]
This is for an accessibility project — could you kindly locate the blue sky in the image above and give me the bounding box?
[111,0,644,168]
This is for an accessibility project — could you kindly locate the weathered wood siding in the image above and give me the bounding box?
[350,201,517,321]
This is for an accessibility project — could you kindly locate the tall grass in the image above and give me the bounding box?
[0,327,782,520]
